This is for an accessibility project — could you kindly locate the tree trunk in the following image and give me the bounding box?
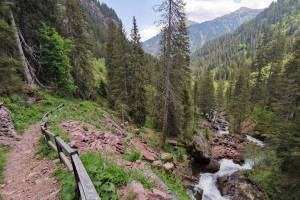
[9,10,35,87]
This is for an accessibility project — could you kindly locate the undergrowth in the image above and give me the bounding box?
[122,148,142,162]
[0,90,108,134]
[154,169,191,200]
[81,153,154,200]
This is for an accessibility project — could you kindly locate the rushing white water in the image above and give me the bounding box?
[194,159,254,200]
[246,135,265,147]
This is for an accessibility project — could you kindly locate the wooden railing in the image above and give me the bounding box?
[40,104,101,200]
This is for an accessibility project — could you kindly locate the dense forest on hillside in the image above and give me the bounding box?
[0,0,299,200]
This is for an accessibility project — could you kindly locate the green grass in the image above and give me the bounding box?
[81,153,154,200]
[53,167,76,200]
[0,147,10,184]
[154,169,191,200]
[122,148,142,162]
[0,91,108,134]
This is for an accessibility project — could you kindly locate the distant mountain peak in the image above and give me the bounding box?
[142,7,262,56]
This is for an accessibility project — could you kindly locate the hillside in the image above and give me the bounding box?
[191,0,300,71]
[142,7,262,56]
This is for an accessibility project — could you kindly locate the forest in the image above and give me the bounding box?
[0,0,299,200]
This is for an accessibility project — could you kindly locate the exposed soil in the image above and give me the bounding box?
[0,124,59,200]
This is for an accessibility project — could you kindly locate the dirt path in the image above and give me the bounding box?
[0,124,59,200]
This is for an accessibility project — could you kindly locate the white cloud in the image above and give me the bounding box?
[140,25,161,41]
[185,0,275,23]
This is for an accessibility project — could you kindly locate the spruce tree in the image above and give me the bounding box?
[157,0,192,138]
[198,70,215,114]
[106,22,130,116]
[128,17,146,126]
[216,80,225,110]
[39,25,75,95]
[230,70,250,134]
[64,0,95,99]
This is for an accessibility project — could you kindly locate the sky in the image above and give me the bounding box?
[102,0,275,41]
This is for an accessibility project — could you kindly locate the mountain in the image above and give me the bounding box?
[191,0,300,71]
[142,7,262,56]
[80,0,120,40]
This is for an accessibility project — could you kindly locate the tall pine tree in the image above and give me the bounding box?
[128,17,146,126]
[157,0,192,138]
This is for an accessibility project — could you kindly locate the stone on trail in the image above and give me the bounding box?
[0,104,19,146]
[163,162,174,171]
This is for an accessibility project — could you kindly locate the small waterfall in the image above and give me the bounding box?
[194,159,254,200]
[246,135,265,147]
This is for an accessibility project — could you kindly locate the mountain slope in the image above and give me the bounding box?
[142,7,262,56]
[192,0,300,71]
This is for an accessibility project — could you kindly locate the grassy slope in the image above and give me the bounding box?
[1,91,190,200]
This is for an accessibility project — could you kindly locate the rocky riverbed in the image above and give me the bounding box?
[189,111,266,200]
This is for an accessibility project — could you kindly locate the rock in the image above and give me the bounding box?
[193,187,203,200]
[0,104,18,146]
[161,153,173,162]
[217,172,265,200]
[203,159,220,173]
[124,181,146,200]
[133,139,157,162]
[152,189,168,199]
[163,162,174,171]
[188,134,212,164]
[152,160,163,168]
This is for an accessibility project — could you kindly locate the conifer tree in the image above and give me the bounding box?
[128,17,146,126]
[39,25,75,95]
[106,22,130,116]
[251,32,270,105]
[65,0,95,99]
[216,80,225,109]
[198,70,215,114]
[230,70,250,134]
[157,0,192,138]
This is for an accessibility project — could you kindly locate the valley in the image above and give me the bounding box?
[0,0,299,200]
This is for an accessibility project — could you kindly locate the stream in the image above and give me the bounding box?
[192,111,265,200]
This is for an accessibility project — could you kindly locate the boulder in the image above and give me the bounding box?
[193,187,203,200]
[203,159,220,173]
[188,135,212,164]
[124,181,146,200]
[217,172,266,200]
[163,162,174,171]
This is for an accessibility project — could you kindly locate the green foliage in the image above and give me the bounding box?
[127,17,147,126]
[245,147,284,200]
[39,24,76,95]
[0,147,10,184]
[81,153,154,199]
[90,58,107,97]
[154,169,191,200]
[0,90,107,133]
[123,148,142,162]
[53,167,76,200]
[38,136,57,160]
[195,70,215,114]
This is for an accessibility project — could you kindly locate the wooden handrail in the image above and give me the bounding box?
[40,105,100,200]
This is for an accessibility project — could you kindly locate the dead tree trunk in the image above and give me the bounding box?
[9,10,35,87]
